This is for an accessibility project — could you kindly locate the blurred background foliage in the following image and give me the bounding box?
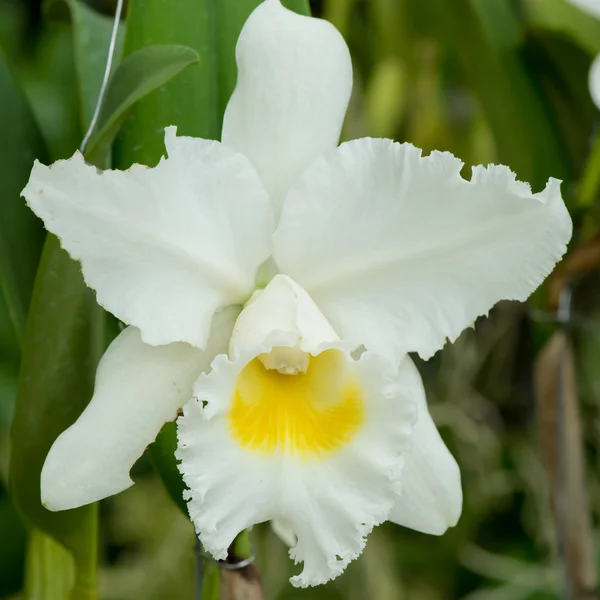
[0,0,599,598]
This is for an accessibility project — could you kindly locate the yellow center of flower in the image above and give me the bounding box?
[228,348,364,457]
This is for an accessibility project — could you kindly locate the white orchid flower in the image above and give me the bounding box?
[566,0,600,108]
[22,0,571,588]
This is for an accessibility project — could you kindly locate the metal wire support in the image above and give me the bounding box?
[194,537,257,599]
[218,554,256,571]
[79,0,124,153]
[557,286,573,326]
[529,307,600,332]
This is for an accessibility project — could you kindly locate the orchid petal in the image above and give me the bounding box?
[23,127,273,349]
[274,138,571,360]
[222,0,352,214]
[389,357,462,535]
[41,307,238,511]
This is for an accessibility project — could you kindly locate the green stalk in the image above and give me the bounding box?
[25,529,75,600]
[201,561,221,600]
[232,530,252,559]
[577,132,600,239]
[70,503,99,600]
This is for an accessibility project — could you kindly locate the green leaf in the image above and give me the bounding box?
[579,133,600,211]
[114,0,221,168]
[148,422,187,514]
[524,32,596,177]
[0,492,26,596]
[215,0,262,115]
[282,0,311,15]
[9,237,102,599]
[423,0,569,190]
[522,0,600,56]
[85,45,199,166]
[8,4,125,597]
[0,49,47,350]
[24,529,75,600]
[45,0,125,132]
[201,562,221,600]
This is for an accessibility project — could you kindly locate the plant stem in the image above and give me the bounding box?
[25,529,74,600]
[70,503,99,600]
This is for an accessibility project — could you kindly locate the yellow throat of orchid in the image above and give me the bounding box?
[228,347,364,457]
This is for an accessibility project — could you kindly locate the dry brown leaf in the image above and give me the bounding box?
[534,332,598,600]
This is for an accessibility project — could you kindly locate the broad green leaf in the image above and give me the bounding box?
[24,529,75,600]
[574,131,600,238]
[8,3,117,595]
[282,0,311,15]
[423,0,568,190]
[0,55,46,556]
[9,237,103,599]
[369,0,404,58]
[114,0,220,168]
[365,58,407,138]
[0,491,26,596]
[215,0,262,115]
[526,33,596,177]
[85,45,199,166]
[324,0,357,34]
[202,563,221,600]
[45,0,124,131]
[0,338,19,441]
[148,422,187,514]
[579,134,600,211]
[522,0,600,56]
[0,49,47,350]
[519,0,599,180]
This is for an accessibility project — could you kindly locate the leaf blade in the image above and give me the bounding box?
[0,49,47,349]
[423,0,569,189]
[9,238,102,586]
[45,0,125,131]
[85,44,200,165]
[114,0,220,168]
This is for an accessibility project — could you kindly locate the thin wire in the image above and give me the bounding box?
[556,285,573,600]
[195,539,256,599]
[529,304,600,332]
[557,287,573,325]
[79,0,124,153]
[530,309,599,331]
[200,551,256,570]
